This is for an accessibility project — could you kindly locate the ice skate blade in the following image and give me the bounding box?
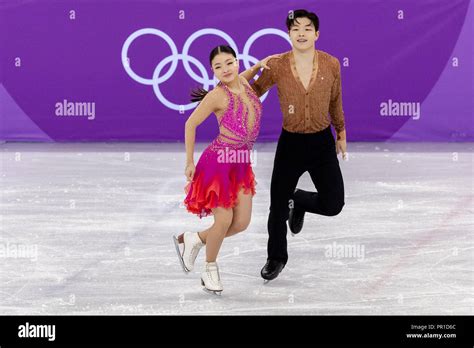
[172,235,189,274]
[263,279,272,284]
[201,279,222,295]
[202,287,222,296]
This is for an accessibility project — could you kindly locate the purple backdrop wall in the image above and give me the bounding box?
[0,0,472,142]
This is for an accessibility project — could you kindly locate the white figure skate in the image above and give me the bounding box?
[201,261,223,295]
[173,232,204,273]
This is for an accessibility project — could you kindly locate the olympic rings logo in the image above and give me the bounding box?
[121,28,291,111]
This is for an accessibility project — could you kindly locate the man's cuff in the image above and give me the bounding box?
[336,127,346,140]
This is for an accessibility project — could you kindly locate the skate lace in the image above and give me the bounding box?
[190,242,201,262]
[207,263,220,281]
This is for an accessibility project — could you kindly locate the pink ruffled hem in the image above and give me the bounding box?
[184,165,257,218]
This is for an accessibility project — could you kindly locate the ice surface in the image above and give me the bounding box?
[0,142,472,315]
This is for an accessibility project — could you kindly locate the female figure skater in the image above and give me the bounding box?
[173,45,280,294]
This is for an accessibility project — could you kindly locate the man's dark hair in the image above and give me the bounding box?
[286,9,319,31]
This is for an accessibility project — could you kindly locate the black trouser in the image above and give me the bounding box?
[267,126,345,263]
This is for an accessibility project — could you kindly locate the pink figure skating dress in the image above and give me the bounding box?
[184,78,262,218]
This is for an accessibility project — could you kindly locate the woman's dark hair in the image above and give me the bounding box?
[286,9,319,31]
[190,45,237,103]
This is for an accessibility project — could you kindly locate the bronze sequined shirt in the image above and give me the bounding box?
[250,49,346,134]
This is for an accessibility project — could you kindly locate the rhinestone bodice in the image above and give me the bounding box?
[212,80,263,150]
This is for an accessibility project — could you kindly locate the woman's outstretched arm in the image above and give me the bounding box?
[240,61,262,82]
[240,54,282,82]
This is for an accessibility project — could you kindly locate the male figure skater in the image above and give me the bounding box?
[250,9,347,281]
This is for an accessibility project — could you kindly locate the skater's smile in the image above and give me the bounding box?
[288,16,318,50]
